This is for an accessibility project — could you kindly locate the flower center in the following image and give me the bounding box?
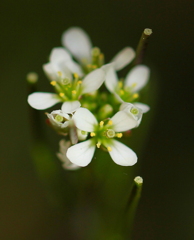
[130,107,139,115]
[50,73,83,101]
[106,129,115,138]
[116,80,139,102]
[55,114,64,123]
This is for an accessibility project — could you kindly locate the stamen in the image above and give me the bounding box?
[59,93,65,97]
[120,90,124,95]
[118,81,123,88]
[96,142,101,148]
[116,133,123,138]
[99,121,104,126]
[107,146,112,152]
[132,83,137,87]
[72,90,77,95]
[77,80,82,84]
[57,71,62,77]
[132,93,139,99]
[92,65,97,69]
[107,120,113,126]
[73,73,79,79]
[90,132,96,137]
[50,81,56,86]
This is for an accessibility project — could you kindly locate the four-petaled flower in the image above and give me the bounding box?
[62,27,136,72]
[104,64,150,113]
[27,67,105,113]
[67,108,140,167]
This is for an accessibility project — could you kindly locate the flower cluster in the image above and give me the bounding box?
[28,27,150,170]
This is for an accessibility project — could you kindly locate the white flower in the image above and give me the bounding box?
[104,64,150,113]
[46,109,71,129]
[27,68,105,112]
[43,47,84,80]
[61,27,135,71]
[66,108,139,167]
[119,102,143,126]
[57,140,80,170]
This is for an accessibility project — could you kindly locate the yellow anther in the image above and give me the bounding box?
[132,83,137,87]
[77,80,82,84]
[59,92,65,97]
[107,146,112,152]
[120,90,125,95]
[99,53,104,59]
[107,120,113,126]
[92,65,97,69]
[99,121,104,126]
[50,81,56,86]
[72,90,77,95]
[90,132,96,137]
[118,81,123,88]
[116,133,123,138]
[96,142,101,148]
[133,93,139,99]
[73,73,79,79]
[57,71,62,77]
[87,64,92,68]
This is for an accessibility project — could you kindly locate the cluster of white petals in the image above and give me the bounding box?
[66,108,138,167]
[27,26,151,170]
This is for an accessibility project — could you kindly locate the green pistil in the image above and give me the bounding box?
[61,78,71,85]
[54,115,64,123]
[81,130,87,135]
[130,107,139,115]
[106,129,115,138]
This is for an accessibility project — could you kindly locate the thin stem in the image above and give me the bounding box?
[123,176,143,238]
[133,28,153,65]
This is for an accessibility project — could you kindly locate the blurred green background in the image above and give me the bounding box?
[0,0,194,239]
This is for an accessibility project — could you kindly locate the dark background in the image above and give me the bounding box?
[0,0,194,239]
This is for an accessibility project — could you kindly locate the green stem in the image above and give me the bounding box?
[123,176,143,239]
[133,28,153,65]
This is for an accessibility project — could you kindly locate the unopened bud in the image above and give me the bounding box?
[26,72,38,84]
[92,47,100,57]
[99,104,113,119]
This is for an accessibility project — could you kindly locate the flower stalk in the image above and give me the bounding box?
[133,28,153,65]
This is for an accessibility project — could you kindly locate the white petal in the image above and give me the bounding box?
[106,140,137,166]
[111,110,138,132]
[61,101,81,114]
[65,60,84,77]
[50,47,71,63]
[43,63,58,81]
[27,92,60,110]
[57,140,80,170]
[62,27,92,63]
[119,102,143,126]
[73,108,97,132]
[125,65,150,92]
[66,140,95,167]
[111,47,135,71]
[54,61,73,80]
[82,69,105,94]
[133,102,150,113]
[103,65,118,93]
[43,61,72,81]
